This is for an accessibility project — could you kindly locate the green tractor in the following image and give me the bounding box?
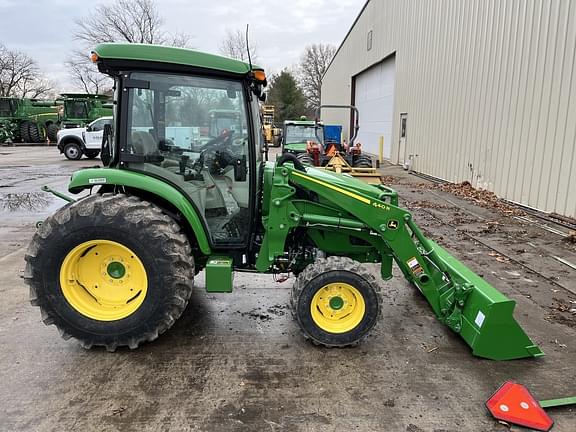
[25,43,542,360]
[280,117,322,165]
[0,97,60,143]
[57,93,113,132]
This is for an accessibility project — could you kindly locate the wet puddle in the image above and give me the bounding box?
[0,191,68,219]
[0,192,50,212]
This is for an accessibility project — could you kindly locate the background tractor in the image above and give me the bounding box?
[0,97,59,143]
[26,43,541,361]
[0,94,114,144]
[281,107,379,183]
[280,117,322,165]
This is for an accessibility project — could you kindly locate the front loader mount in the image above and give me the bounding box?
[257,160,543,360]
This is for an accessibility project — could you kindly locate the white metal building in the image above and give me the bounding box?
[321,0,576,218]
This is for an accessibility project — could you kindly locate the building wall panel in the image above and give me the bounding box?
[321,0,576,217]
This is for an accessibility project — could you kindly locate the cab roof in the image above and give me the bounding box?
[92,43,261,76]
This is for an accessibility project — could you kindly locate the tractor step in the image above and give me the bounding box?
[205,256,233,293]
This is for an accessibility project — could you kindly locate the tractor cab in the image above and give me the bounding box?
[281,119,324,155]
[59,93,113,128]
[92,44,266,252]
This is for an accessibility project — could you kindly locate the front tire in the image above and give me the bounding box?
[24,194,195,350]
[291,257,382,347]
[63,142,82,160]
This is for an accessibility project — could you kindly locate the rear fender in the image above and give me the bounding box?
[68,167,211,255]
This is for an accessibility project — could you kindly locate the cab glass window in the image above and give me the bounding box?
[125,72,252,246]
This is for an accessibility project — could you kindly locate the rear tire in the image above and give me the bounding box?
[28,122,46,143]
[24,194,195,351]
[291,257,382,347]
[63,142,82,160]
[353,155,373,168]
[84,150,99,159]
[47,124,59,142]
[20,121,31,143]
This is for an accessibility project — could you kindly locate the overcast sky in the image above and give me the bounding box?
[0,0,365,92]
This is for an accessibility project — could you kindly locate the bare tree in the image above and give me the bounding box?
[298,44,336,111]
[68,0,192,93]
[0,44,53,98]
[65,50,110,94]
[74,0,190,46]
[218,29,258,63]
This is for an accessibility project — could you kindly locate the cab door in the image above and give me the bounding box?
[122,72,256,248]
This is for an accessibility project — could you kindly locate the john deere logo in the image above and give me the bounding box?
[387,220,399,230]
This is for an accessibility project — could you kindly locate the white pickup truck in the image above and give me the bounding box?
[57,116,113,160]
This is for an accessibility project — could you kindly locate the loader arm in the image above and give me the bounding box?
[257,162,543,361]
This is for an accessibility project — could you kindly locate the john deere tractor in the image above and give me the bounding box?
[25,43,542,360]
[281,108,379,183]
[280,117,322,165]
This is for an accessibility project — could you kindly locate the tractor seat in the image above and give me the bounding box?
[131,131,179,169]
[131,131,158,155]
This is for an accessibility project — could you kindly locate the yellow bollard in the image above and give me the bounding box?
[379,136,384,163]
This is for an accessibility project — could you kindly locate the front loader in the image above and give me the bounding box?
[25,43,542,360]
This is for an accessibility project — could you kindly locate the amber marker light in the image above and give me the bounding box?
[90,52,99,63]
[252,70,266,82]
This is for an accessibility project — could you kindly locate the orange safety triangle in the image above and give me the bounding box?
[486,381,554,431]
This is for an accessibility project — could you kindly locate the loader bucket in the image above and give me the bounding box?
[431,241,544,360]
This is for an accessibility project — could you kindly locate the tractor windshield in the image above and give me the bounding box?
[0,99,15,117]
[125,71,253,246]
[284,124,323,144]
[65,100,88,119]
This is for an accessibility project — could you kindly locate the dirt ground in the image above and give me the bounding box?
[0,146,575,432]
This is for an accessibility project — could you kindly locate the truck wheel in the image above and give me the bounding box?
[353,155,373,168]
[291,256,382,347]
[24,194,195,351]
[296,153,313,166]
[47,124,59,142]
[20,121,31,143]
[63,142,82,160]
[84,150,100,159]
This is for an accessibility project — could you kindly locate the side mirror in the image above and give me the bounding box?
[86,125,92,132]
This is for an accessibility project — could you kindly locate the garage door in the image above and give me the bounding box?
[353,56,395,158]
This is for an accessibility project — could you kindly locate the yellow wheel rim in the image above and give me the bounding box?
[59,240,148,321]
[310,282,365,333]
